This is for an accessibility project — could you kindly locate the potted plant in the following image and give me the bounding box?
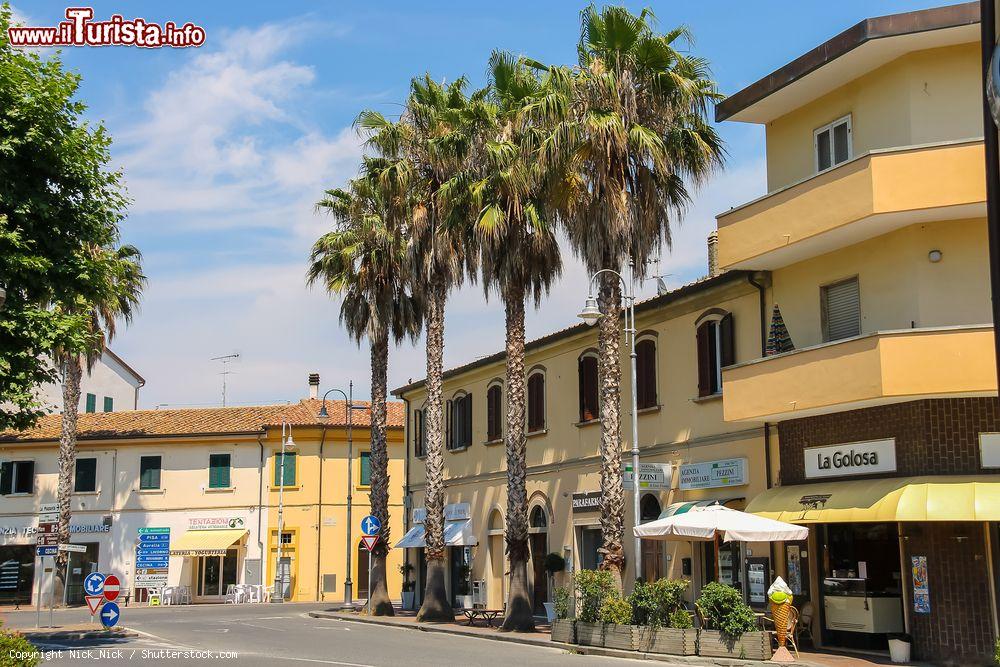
[696,582,772,660]
[632,579,697,656]
[888,632,912,664]
[550,586,576,644]
[399,563,415,610]
[542,553,566,621]
[453,563,473,609]
[574,570,614,647]
[600,594,638,651]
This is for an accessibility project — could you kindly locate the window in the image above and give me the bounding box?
[527,371,545,432]
[139,456,161,490]
[578,353,599,422]
[103,397,113,413]
[280,532,293,545]
[821,277,861,342]
[274,451,296,487]
[0,460,34,495]
[85,393,96,413]
[696,312,734,397]
[209,453,231,489]
[73,458,97,493]
[486,384,503,442]
[413,409,426,457]
[359,451,371,486]
[636,338,658,409]
[447,392,472,450]
[529,506,547,528]
[640,494,662,523]
[814,115,851,172]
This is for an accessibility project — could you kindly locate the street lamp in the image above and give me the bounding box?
[578,262,643,583]
[318,382,368,610]
[272,419,296,602]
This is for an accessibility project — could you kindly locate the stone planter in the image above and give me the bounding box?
[550,619,576,644]
[602,624,639,651]
[575,621,604,647]
[698,630,772,660]
[638,627,697,656]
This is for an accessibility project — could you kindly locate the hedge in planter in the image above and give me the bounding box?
[599,594,637,651]
[573,570,614,647]
[632,579,697,656]
[550,587,576,644]
[695,582,772,660]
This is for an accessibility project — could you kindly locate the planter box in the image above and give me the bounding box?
[602,624,639,651]
[401,592,415,610]
[638,627,697,656]
[698,630,772,660]
[550,619,576,644]
[575,621,604,647]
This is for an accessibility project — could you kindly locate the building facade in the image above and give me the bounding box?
[0,391,405,606]
[35,349,145,414]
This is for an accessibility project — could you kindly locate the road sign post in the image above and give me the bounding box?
[360,515,382,536]
[100,601,120,628]
[84,572,105,625]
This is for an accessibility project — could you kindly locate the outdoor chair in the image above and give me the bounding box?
[225,584,239,604]
[694,603,712,629]
[762,605,800,658]
[796,601,815,647]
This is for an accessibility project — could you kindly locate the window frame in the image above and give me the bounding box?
[577,351,600,423]
[103,396,113,413]
[85,393,97,414]
[413,406,426,458]
[358,450,372,487]
[273,449,297,488]
[447,391,473,451]
[820,275,862,342]
[813,114,852,173]
[208,452,232,490]
[695,311,734,398]
[635,335,659,410]
[0,459,35,496]
[526,369,546,433]
[485,381,503,443]
[139,455,162,491]
[73,457,98,493]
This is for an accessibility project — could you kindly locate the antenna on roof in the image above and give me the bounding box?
[644,274,673,296]
[210,353,240,406]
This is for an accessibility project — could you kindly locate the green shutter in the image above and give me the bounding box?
[103,397,113,412]
[74,458,97,493]
[274,451,296,487]
[360,452,371,486]
[209,454,231,489]
[140,456,161,490]
[85,394,96,413]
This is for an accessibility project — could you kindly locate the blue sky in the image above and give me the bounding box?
[14,0,950,408]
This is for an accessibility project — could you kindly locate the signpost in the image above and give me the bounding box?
[359,517,381,611]
[100,601,120,628]
[58,543,87,553]
[135,527,170,590]
[360,535,379,552]
[360,515,381,536]
[35,503,59,628]
[103,574,121,602]
[85,595,103,615]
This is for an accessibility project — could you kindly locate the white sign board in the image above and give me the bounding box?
[679,458,747,490]
[38,504,59,515]
[980,433,1000,468]
[58,543,87,553]
[623,462,672,491]
[804,439,896,479]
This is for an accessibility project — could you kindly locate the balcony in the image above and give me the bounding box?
[721,325,996,422]
[716,140,985,271]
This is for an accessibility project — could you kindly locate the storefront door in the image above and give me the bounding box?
[0,545,35,605]
[578,526,603,571]
[195,550,238,600]
[529,532,548,614]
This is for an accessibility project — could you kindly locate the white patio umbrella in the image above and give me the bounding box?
[633,504,808,543]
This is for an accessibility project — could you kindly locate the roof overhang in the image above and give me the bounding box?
[716,2,980,124]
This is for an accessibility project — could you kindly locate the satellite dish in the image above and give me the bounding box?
[656,277,669,296]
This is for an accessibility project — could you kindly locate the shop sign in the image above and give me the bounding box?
[804,439,896,479]
[0,523,110,538]
[572,491,601,514]
[979,433,1000,468]
[623,462,672,491]
[188,517,245,531]
[411,503,470,524]
[679,458,747,490]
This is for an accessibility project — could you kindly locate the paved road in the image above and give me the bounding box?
[1,603,665,666]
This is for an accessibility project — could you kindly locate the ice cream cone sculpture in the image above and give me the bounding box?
[767,577,794,648]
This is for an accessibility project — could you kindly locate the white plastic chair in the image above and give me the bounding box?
[246,585,261,603]
[161,586,177,606]
[179,586,192,605]
[225,584,239,604]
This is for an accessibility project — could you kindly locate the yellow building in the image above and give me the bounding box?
[0,380,405,605]
[715,2,999,662]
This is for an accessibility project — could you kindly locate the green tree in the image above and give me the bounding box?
[308,161,422,616]
[543,6,724,589]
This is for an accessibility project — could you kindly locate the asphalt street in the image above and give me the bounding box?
[1,603,666,666]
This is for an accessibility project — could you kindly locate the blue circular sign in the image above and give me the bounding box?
[100,601,121,628]
[84,572,105,596]
[360,515,381,536]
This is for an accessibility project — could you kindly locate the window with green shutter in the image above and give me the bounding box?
[360,451,371,486]
[103,397,113,412]
[274,451,296,487]
[74,458,97,492]
[209,453,231,489]
[85,394,96,413]
[139,456,161,490]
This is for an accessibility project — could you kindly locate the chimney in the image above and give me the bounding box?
[707,231,719,277]
[308,373,320,399]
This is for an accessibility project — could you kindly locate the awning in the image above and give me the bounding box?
[658,498,741,519]
[393,520,477,549]
[169,529,247,556]
[746,475,1000,523]
[635,504,808,543]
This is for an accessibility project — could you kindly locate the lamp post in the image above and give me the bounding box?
[318,382,367,610]
[272,419,296,602]
[578,261,643,584]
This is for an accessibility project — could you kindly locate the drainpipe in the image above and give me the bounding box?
[980,0,1000,389]
[256,434,265,585]
[315,424,328,601]
[401,396,412,592]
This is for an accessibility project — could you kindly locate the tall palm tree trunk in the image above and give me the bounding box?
[368,331,395,616]
[55,353,83,594]
[417,275,453,621]
[500,285,534,632]
[597,272,625,591]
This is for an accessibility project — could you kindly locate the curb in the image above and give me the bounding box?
[22,629,139,642]
[558,642,826,666]
[308,611,552,648]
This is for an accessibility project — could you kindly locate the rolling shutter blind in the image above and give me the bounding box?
[822,278,860,341]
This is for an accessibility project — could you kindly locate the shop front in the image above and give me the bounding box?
[168,517,249,603]
[395,503,477,608]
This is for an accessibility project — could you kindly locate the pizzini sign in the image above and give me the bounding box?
[804,438,897,479]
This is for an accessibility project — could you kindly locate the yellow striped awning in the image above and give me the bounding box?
[169,529,246,556]
[746,476,1000,523]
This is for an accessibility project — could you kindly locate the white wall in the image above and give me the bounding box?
[35,350,143,413]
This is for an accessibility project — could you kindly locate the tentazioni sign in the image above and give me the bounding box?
[804,438,896,479]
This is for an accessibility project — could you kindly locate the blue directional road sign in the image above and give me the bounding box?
[100,601,121,628]
[360,515,381,536]
[84,571,105,596]
[36,545,57,557]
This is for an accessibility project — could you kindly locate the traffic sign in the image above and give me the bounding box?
[103,575,121,601]
[36,545,57,557]
[37,512,58,523]
[138,527,170,534]
[360,535,379,552]
[58,543,87,553]
[36,522,57,534]
[84,572,105,596]
[100,601,120,628]
[38,503,59,514]
[36,534,59,546]
[360,515,382,536]
[85,595,103,614]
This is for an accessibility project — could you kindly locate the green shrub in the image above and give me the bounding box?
[696,582,758,639]
[574,570,615,623]
[599,594,633,626]
[629,578,689,627]
[544,553,566,574]
[553,586,572,620]
[0,626,41,667]
[668,609,693,629]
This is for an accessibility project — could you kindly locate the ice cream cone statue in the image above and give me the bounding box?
[768,577,795,662]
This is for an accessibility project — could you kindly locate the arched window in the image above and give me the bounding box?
[636,338,657,409]
[413,407,426,457]
[640,494,662,523]
[578,352,599,422]
[488,509,504,534]
[527,371,546,432]
[696,311,734,397]
[447,391,472,450]
[486,383,503,442]
[530,506,548,529]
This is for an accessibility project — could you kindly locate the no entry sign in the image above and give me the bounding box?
[103,574,121,601]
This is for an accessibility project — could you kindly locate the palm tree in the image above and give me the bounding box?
[543,6,724,589]
[55,244,145,574]
[308,163,422,617]
[440,52,561,631]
